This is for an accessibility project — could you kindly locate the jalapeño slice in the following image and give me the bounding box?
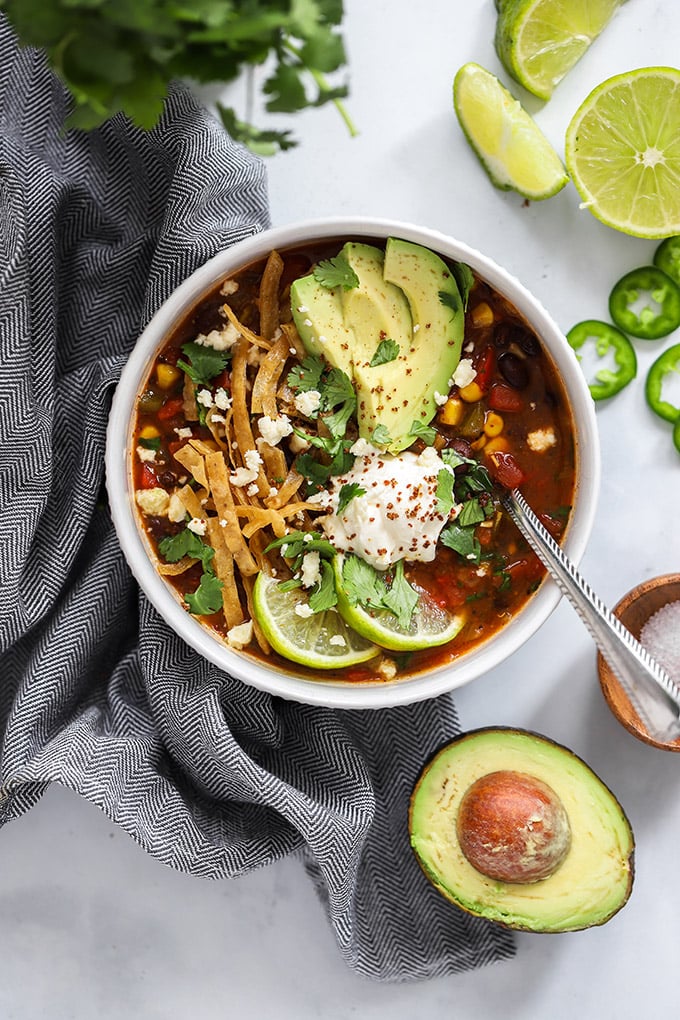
[609,266,680,340]
[645,343,680,423]
[566,320,637,400]
[654,236,680,288]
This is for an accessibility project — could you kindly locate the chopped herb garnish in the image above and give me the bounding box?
[409,420,436,445]
[439,290,460,315]
[185,571,224,616]
[371,424,392,447]
[370,339,400,366]
[159,527,215,573]
[177,342,230,387]
[287,353,325,394]
[341,554,419,630]
[337,482,366,514]
[308,560,338,613]
[452,262,474,311]
[435,468,456,516]
[440,522,481,564]
[313,255,360,291]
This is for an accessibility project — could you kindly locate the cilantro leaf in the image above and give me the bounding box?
[337,482,366,515]
[138,436,161,451]
[381,561,419,630]
[409,420,436,446]
[177,341,230,387]
[435,468,456,517]
[313,255,359,291]
[458,499,487,528]
[371,424,392,447]
[453,263,475,311]
[370,339,399,366]
[216,104,296,156]
[185,570,224,615]
[320,367,356,439]
[439,290,460,314]
[287,353,325,393]
[158,527,214,573]
[308,560,338,613]
[440,523,481,564]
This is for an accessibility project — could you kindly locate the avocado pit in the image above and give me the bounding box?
[456,770,571,883]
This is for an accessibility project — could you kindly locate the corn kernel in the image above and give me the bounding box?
[459,381,484,403]
[484,436,510,455]
[156,363,182,389]
[139,424,161,440]
[471,434,487,451]
[471,302,494,327]
[484,411,504,437]
[438,397,464,426]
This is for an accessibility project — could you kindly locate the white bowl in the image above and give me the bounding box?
[106,216,600,709]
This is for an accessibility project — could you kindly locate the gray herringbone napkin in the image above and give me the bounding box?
[0,17,514,981]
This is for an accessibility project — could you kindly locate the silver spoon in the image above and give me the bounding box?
[500,488,680,744]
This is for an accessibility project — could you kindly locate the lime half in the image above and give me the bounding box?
[565,67,680,239]
[252,571,379,670]
[453,63,568,200]
[495,0,627,101]
[333,558,466,652]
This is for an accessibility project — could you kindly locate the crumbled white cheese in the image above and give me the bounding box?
[136,445,157,463]
[294,389,322,417]
[135,487,170,516]
[289,432,311,454]
[220,279,239,296]
[527,427,557,452]
[196,388,214,408]
[376,657,397,680]
[246,482,259,496]
[230,448,263,487]
[294,603,314,619]
[174,426,193,440]
[227,620,253,649]
[433,391,449,406]
[187,517,207,536]
[214,387,232,410]
[167,493,186,523]
[451,358,476,389]
[300,550,321,588]
[258,414,293,447]
[195,321,239,351]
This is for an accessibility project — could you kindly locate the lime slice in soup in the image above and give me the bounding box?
[565,67,680,239]
[252,571,379,670]
[453,63,568,200]
[333,557,467,653]
[495,0,627,100]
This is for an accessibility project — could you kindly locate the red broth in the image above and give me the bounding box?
[131,239,576,684]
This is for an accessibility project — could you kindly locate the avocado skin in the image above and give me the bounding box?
[408,727,635,933]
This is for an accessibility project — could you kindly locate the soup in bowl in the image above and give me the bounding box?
[106,218,599,708]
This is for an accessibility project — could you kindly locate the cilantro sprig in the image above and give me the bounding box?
[438,449,497,564]
[1,0,355,152]
[265,530,338,614]
[158,527,223,616]
[313,254,360,291]
[341,555,419,630]
[177,342,230,388]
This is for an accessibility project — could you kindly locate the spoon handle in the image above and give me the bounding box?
[501,488,680,742]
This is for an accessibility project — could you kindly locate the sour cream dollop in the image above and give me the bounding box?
[312,441,461,570]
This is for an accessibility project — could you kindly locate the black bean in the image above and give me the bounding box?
[158,470,178,487]
[498,351,529,389]
[515,330,540,356]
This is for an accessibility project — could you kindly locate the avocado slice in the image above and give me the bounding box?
[409,728,634,933]
[289,238,466,453]
[290,274,354,379]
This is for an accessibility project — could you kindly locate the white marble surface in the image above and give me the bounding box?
[3,1,680,1015]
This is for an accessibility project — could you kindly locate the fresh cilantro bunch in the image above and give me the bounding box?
[0,0,354,152]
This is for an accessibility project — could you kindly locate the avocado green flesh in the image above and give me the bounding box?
[290,239,465,453]
[409,729,634,933]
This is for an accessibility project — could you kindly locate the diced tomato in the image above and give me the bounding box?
[538,513,565,538]
[505,555,544,585]
[474,346,495,392]
[157,396,185,422]
[488,382,523,413]
[486,450,527,489]
[138,463,158,489]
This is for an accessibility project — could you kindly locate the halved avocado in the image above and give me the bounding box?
[409,727,634,933]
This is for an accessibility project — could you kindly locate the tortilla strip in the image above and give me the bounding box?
[205,517,243,629]
[157,557,197,576]
[279,321,306,360]
[251,333,292,417]
[174,442,210,491]
[266,468,304,509]
[258,442,288,488]
[241,574,271,655]
[234,504,287,540]
[204,450,259,576]
[259,249,284,341]
[230,335,270,496]
[221,302,271,351]
[176,483,207,520]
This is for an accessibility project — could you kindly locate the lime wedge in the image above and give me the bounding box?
[333,557,466,652]
[495,0,627,101]
[565,67,680,239]
[453,63,568,200]
[252,571,379,670]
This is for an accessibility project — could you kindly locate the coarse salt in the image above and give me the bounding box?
[640,600,680,681]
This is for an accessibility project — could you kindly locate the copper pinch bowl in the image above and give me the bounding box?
[598,574,680,751]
